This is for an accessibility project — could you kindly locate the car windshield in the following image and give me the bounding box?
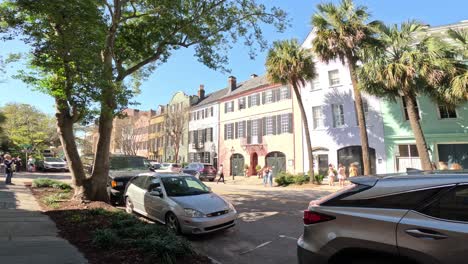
[110,157,148,170]
[204,165,214,170]
[161,176,211,197]
[45,158,64,162]
[161,163,170,168]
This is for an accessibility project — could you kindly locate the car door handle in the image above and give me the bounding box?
[405,229,448,240]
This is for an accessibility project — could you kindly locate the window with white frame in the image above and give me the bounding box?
[238,97,246,110]
[401,97,420,120]
[332,104,345,127]
[201,109,205,119]
[210,107,214,116]
[225,101,234,113]
[238,121,244,137]
[310,76,320,91]
[227,123,233,139]
[280,86,289,100]
[251,93,259,106]
[312,106,324,129]
[265,90,274,103]
[281,114,289,133]
[266,116,274,134]
[438,104,457,119]
[328,70,340,86]
[355,98,370,125]
[251,120,258,136]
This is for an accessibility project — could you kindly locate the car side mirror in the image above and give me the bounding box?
[149,167,155,172]
[149,187,163,198]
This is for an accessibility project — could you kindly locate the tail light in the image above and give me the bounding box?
[111,180,117,188]
[303,211,335,225]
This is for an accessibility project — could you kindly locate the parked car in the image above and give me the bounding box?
[106,155,152,205]
[36,157,68,172]
[183,163,217,181]
[124,173,237,234]
[148,160,161,170]
[156,163,181,173]
[298,171,468,264]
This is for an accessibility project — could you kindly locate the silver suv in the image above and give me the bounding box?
[298,172,468,264]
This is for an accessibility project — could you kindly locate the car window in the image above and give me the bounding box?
[161,176,210,197]
[110,157,148,170]
[45,158,64,162]
[204,165,214,170]
[420,185,468,222]
[189,164,197,169]
[131,176,147,188]
[172,164,180,168]
[161,163,170,168]
[142,176,160,190]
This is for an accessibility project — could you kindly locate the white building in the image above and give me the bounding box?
[300,31,387,175]
[188,85,228,167]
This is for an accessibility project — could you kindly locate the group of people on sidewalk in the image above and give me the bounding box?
[215,164,274,187]
[327,163,358,187]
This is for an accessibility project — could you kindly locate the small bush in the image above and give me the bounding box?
[33,178,72,190]
[92,229,120,249]
[294,174,310,185]
[314,174,325,185]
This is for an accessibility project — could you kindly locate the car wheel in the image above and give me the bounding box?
[209,178,215,182]
[125,197,134,214]
[109,194,119,206]
[165,212,181,234]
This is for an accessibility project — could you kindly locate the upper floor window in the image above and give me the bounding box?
[238,121,245,138]
[310,76,320,91]
[266,116,274,135]
[312,106,324,129]
[224,101,234,113]
[332,104,345,128]
[201,109,205,119]
[196,111,200,120]
[280,86,291,100]
[249,93,260,107]
[401,97,420,121]
[225,123,234,140]
[438,105,457,119]
[238,97,246,110]
[265,90,274,104]
[204,108,208,118]
[328,70,340,87]
[210,107,214,117]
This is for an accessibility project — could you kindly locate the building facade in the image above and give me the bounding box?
[218,75,304,177]
[188,85,227,168]
[148,105,166,161]
[383,21,468,172]
[300,31,387,175]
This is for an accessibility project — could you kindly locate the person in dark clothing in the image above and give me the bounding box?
[4,154,14,184]
[14,156,22,172]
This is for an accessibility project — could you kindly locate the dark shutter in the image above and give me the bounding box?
[286,86,291,99]
[277,115,282,134]
[211,107,213,116]
[189,131,193,144]
[224,102,227,113]
[258,119,263,144]
[247,120,252,144]
[210,127,213,141]
[272,89,277,102]
[275,88,281,101]
[203,129,207,142]
[288,113,293,133]
[235,122,239,139]
[261,92,266,104]
[248,95,252,108]
[224,124,227,140]
[272,116,277,135]
[262,117,267,136]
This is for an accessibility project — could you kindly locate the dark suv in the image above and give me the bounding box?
[183,163,217,181]
[107,155,152,205]
[298,171,468,264]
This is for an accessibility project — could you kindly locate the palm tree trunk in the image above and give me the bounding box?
[349,62,371,175]
[404,94,432,170]
[291,83,315,183]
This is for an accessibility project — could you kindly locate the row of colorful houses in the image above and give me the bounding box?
[100,20,468,176]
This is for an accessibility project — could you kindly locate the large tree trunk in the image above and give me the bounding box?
[55,103,87,200]
[291,83,315,184]
[404,94,432,170]
[349,63,371,176]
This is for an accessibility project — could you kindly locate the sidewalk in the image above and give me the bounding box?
[0,179,87,264]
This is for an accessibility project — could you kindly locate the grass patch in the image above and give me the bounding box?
[41,191,72,208]
[86,209,194,264]
[32,178,72,190]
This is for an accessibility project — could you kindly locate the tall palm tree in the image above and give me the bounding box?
[266,39,317,183]
[311,0,379,175]
[358,21,465,171]
[447,28,468,102]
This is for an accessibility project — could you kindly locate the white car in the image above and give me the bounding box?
[156,163,181,173]
[124,173,237,234]
[39,157,69,172]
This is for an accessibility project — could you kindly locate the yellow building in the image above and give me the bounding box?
[148,105,166,161]
[218,75,304,176]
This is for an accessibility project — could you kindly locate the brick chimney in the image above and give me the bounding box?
[228,76,237,92]
[198,84,205,99]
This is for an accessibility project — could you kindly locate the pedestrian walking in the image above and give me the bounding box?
[27,156,36,172]
[263,166,269,187]
[338,163,346,187]
[14,156,22,172]
[267,167,273,187]
[3,154,14,185]
[217,164,225,184]
[328,164,336,186]
[349,163,358,177]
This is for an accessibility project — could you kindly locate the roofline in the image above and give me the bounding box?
[218,82,283,102]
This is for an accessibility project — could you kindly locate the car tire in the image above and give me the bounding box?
[125,197,134,214]
[109,194,119,206]
[209,178,215,182]
[165,212,181,234]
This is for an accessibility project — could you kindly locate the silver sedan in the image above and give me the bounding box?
[124,173,237,234]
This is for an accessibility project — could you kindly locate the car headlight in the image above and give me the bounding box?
[228,203,236,213]
[184,208,205,218]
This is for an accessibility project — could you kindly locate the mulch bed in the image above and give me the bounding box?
[30,187,211,264]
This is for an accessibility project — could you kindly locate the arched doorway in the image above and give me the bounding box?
[265,152,286,176]
[337,146,376,175]
[230,154,244,176]
[250,152,258,176]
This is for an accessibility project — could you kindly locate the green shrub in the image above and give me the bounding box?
[275,172,296,186]
[314,174,325,185]
[92,229,120,249]
[294,174,310,185]
[32,178,72,190]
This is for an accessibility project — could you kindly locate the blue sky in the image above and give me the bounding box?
[1,0,467,115]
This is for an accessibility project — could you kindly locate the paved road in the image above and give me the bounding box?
[190,182,334,264]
